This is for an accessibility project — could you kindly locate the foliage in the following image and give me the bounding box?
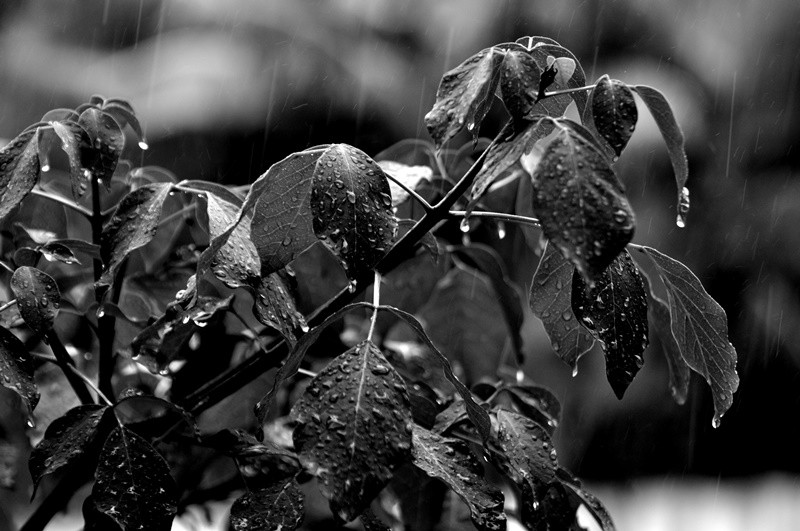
[0,36,740,530]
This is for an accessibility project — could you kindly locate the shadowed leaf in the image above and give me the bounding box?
[425,47,504,147]
[0,128,40,220]
[311,144,397,279]
[99,183,172,287]
[253,273,306,343]
[532,125,635,281]
[411,425,505,531]
[572,250,648,398]
[530,242,595,370]
[45,121,91,197]
[590,76,637,157]
[499,46,542,125]
[0,325,39,414]
[39,242,80,265]
[29,405,109,495]
[230,478,304,531]
[559,469,616,531]
[92,426,178,531]
[291,340,413,522]
[498,383,561,434]
[78,108,124,186]
[10,266,60,336]
[637,246,739,426]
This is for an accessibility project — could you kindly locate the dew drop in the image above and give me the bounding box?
[572,364,579,378]
[26,418,35,429]
[138,140,149,150]
[347,280,357,293]
[712,415,721,429]
[459,218,470,233]
[41,164,51,173]
[497,221,506,240]
[96,306,105,318]
[676,186,690,228]
[300,322,310,333]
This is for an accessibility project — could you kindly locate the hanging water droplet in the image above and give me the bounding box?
[459,218,470,233]
[347,280,357,293]
[41,164,51,173]
[300,322,310,333]
[712,415,721,429]
[572,364,579,377]
[497,221,506,239]
[676,186,690,228]
[515,369,524,384]
[26,417,35,429]
[138,140,149,150]
[96,306,105,318]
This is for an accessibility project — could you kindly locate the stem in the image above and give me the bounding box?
[540,84,596,100]
[30,189,93,218]
[0,299,16,312]
[33,354,113,406]
[297,368,318,379]
[367,271,381,341]
[383,173,433,212]
[448,210,540,228]
[45,331,94,405]
[0,261,15,274]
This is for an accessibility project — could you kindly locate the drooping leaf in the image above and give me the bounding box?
[38,241,81,265]
[572,250,648,398]
[101,99,147,148]
[248,148,328,276]
[630,85,689,225]
[528,44,588,117]
[643,274,691,405]
[425,47,505,147]
[451,244,525,362]
[29,405,109,494]
[532,124,635,281]
[637,246,739,426]
[0,324,39,413]
[499,46,542,125]
[92,426,178,531]
[10,266,61,336]
[114,394,199,440]
[493,408,557,487]
[417,268,506,385]
[78,107,124,186]
[530,242,595,370]
[98,183,172,287]
[498,383,561,434]
[558,469,616,531]
[310,144,397,279]
[230,478,305,531]
[253,273,307,343]
[376,160,433,207]
[410,425,506,531]
[590,76,638,157]
[47,121,91,197]
[291,340,413,522]
[0,128,40,220]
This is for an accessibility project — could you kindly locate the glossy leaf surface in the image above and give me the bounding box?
[591,76,637,157]
[0,128,40,220]
[10,266,61,336]
[230,478,304,531]
[78,107,124,185]
[0,325,39,413]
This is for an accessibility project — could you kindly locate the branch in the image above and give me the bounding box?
[29,189,93,218]
[383,173,433,211]
[45,331,94,405]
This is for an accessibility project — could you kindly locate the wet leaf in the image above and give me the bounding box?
[559,469,616,531]
[0,128,40,220]
[532,124,635,281]
[0,324,39,414]
[253,273,306,343]
[493,408,557,487]
[248,148,327,276]
[498,384,561,434]
[99,183,172,287]
[425,47,505,147]
[92,426,178,531]
[499,46,542,125]
[590,76,637,157]
[528,44,588,117]
[10,266,60,336]
[637,246,739,426]
[643,273,691,405]
[310,144,397,279]
[530,243,595,370]
[101,99,147,147]
[630,85,689,223]
[114,394,198,439]
[291,340,413,522]
[451,245,525,363]
[39,242,81,265]
[47,121,91,197]
[572,250,648,398]
[78,107,124,186]
[376,160,433,207]
[411,425,505,531]
[44,238,101,260]
[29,405,109,494]
[230,478,304,531]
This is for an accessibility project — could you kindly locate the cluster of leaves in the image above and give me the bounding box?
[0,36,740,530]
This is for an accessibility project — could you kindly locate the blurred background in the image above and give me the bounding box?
[1,0,799,529]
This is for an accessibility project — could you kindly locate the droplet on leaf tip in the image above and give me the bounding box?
[459,218,470,233]
[497,221,506,239]
[515,369,524,384]
[712,416,721,429]
[138,140,149,150]
[676,186,690,228]
[347,280,357,293]
[572,364,579,378]
[41,164,51,173]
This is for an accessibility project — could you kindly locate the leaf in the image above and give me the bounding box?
[376,160,433,207]
[78,107,124,186]
[310,144,397,278]
[92,426,178,531]
[499,46,542,125]
[48,121,91,197]
[498,384,560,434]
[590,76,638,157]
[637,246,739,426]
[99,183,172,287]
[29,405,109,494]
[643,274,691,404]
[291,340,413,522]
[528,44,588,117]
[204,190,259,287]
[114,394,198,439]
[248,148,327,276]
[630,85,689,224]
[410,425,506,531]
[559,469,616,531]
[253,273,306,343]
[572,250,648,398]
[0,324,39,414]
[493,409,557,487]
[530,242,595,370]
[45,238,101,259]
[10,266,60,336]
[532,125,635,281]
[0,128,40,220]
[230,478,305,531]
[101,99,147,148]
[451,244,525,362]
[38,241,81,265]
[425,47,505,147]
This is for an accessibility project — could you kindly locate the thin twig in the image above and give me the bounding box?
[541,84,596,99]
[45,331,95,405]
[0,299,16,312]
[449,210,540,228]
[383,173,433,211]
[29,189,93,218]
[0,261,15,274]
[33,353,113,406]
[367,271,381,341]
